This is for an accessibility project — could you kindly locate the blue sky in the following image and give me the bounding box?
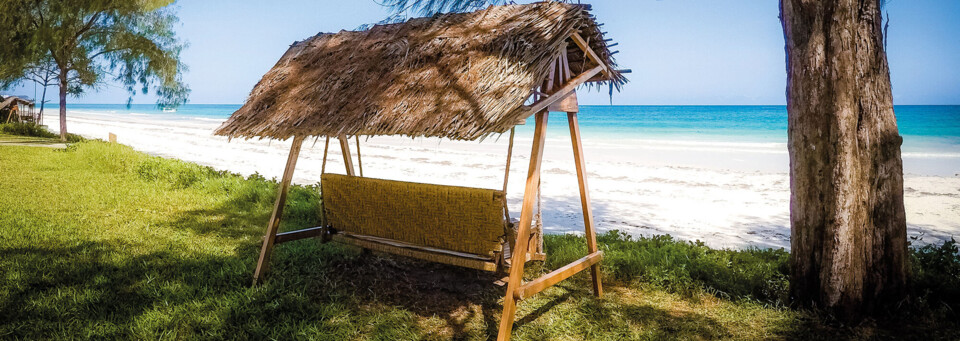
[8,0,960,105]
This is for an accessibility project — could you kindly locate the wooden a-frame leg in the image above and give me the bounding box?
[338,134,356,176]
[498,111,549,341]
[252,136,305,285]
[568,112,603,297]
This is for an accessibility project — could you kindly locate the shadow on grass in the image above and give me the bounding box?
[4,168,949,339]
[0,232,741,340]
[7,228,949,339]
[0,241,249,338]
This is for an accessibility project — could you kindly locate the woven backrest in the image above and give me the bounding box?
[321,174,506,257]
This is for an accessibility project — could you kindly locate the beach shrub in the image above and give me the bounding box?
[195,172,323,229]
[546,230,960,313]
[910,238,960,311]
[0,122,85,142]
[544,230,790,304]
[136,157,215,189]
[66,141,147,174]
[285,184,323,227]
[1,122,56,138]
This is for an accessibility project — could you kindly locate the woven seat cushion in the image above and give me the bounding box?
[321,173,505,257]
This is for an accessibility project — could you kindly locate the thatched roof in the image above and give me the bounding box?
[215,2,625,140]
[0,96,33,109]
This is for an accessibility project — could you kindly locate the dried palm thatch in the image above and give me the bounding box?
[0,96,33,109]
[215,2,625,141]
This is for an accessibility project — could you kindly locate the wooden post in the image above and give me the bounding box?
[252,136,305,285]
[568,112,603,297]
[338,134,356,176]
[501,127,515,222]
[320,136,330,174]
[108,133,117,143]
[355,135,364,177]
[498,111,548,341]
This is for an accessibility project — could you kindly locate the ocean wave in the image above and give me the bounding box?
[192,117,226,122]
[902,152,960,158]
[70,110,119,115]
[573,138,788,154]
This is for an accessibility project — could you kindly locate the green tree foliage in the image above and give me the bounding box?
[382,0,506,15]
[0,0,189,140]
[372,0,507,26]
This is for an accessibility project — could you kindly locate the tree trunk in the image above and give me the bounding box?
[781,0,908,321]
[38,81,48,124]
[58,69,68,141]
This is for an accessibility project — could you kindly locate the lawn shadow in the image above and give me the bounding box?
[286,246,733,339]
[4,228,950,339]
[0,240,251,339]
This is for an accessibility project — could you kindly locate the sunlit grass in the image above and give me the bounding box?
[0,140,956,339]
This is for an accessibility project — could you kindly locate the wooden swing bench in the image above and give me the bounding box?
[213,3,626,339]
[277,173,526,272]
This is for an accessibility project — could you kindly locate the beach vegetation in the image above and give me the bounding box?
[0,0,190,141]
[1,140,957,339]
[0,122,83,142]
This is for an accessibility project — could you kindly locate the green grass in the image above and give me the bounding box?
[0,122,84,142]
[1,140,957,340]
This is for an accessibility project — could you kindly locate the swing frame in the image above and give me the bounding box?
[248,33,611,340]
[216,4,625,338]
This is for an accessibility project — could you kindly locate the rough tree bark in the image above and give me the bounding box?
[58,68,68,142]
[780,0,908,321]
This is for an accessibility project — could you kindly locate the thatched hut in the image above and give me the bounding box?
[1,96,36,123]
[215,2,624,140]
[216,2,625,340]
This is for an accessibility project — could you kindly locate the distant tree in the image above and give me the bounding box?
[781,0,907,321]
[20,54,58,123]
[0,0,189,141]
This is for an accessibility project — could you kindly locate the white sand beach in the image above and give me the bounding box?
[44,111,960,250]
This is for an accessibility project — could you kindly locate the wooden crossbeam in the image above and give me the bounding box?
[526,65,602,115]
[333,233,498,272]
[274,226,326,244]
[570,32,611,77]
[586,69,631,83]
[515,251,604,300]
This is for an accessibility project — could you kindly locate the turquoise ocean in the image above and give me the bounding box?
[65,104,960,169]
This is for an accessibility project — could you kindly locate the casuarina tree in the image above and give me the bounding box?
[0,0,189,141]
